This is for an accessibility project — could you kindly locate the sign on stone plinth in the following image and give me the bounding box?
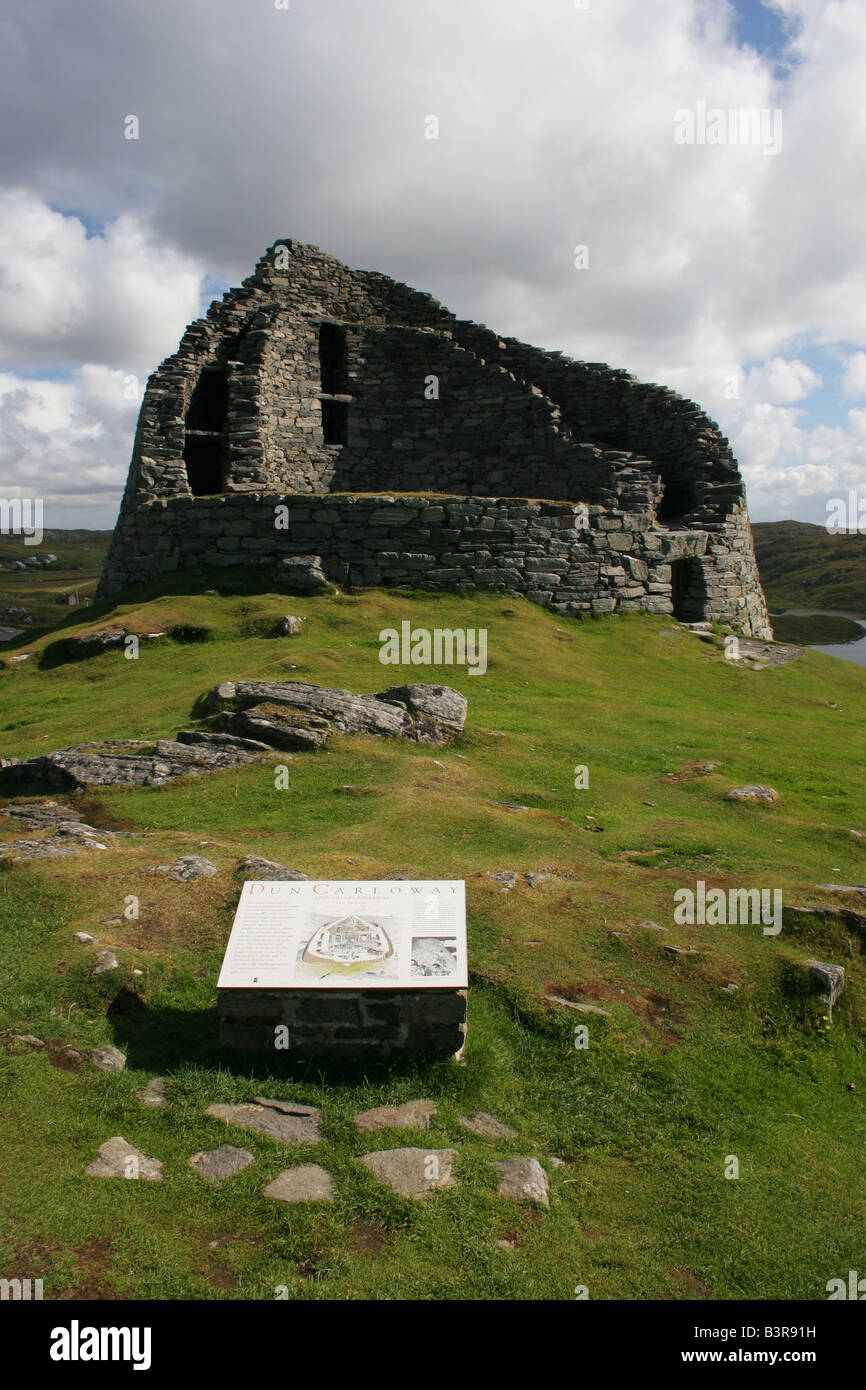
[217,880,467,1057]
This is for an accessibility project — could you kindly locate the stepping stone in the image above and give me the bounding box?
[140,1076,167,1107]
[93,951,118,974]
[358,1147,457,1197]
[636,919,667,932]
[663,945,704,959]
[524,873,549,889]
[353,1100,436,1132]
[490,870,518,891]
[12,1034,44,1049]
[725,785,779,804]
[189,1145,255,1183]
[494,1157,549,1207]
[608,930,631,940]
[205,1098,321,1145]
[459,1112,517,1139]
[85,1136,162,1180]
[263,1165,334,1203]
[91,1045,126,1072]
[73,931,96,944]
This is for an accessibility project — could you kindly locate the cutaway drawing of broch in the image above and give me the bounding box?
[302,913,394,966]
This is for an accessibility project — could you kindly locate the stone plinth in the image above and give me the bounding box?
[218,986,467,1058]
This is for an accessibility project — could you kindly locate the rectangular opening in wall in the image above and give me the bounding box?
[319,322,349,394]
[183,433,228,495]
[670,557,708,622]
[321,398,348,446]
[658,475,693,523]
[186,368,229,431]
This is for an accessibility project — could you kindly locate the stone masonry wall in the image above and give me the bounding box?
[218,987,467,1058]
[99,238,772,637]
[97,490,767,630]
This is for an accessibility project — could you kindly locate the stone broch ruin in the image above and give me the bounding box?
[98,239,772,638]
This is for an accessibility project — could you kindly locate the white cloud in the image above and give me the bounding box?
[741,357,822,405]
[0,192,205,375]
[0,0,864,526]
[842,352,866,399]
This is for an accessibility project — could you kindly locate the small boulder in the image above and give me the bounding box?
[90,1045,126,1073]
[239,855,309,882]
[165,856,218,882]
[278,615,304,636]
[725,785,779,804]
[494,1157,549,1206]
[808,960,845,1014]
[93,950,119,974]
[276,555,327,592]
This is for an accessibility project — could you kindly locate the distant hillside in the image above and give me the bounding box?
[752,520,866,615]
[0,529,111,627]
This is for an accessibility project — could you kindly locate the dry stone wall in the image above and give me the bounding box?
[99,239,772,637]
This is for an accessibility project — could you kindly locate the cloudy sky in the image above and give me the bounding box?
[0,0,862,529]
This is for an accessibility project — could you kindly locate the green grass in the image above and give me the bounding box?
[1,576,865,1300]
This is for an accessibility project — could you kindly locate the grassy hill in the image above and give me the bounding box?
[752,520,866,615]
[1,573,865,1300]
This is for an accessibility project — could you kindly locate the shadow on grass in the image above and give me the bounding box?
[106,987,457,1087]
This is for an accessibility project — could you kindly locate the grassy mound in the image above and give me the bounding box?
[1,581,865,1300]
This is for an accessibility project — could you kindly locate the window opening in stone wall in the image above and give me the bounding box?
[657,475,693,523]
[184,368,230,495]
[319,323,349,393]
[321,398,349,446]
[670,557,708,622]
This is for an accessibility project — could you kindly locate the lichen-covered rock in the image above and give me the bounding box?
[90,1045,126,1073]
[494,1157,549,1206]
[725,785,779,804]
[239,855,309,881]
[0,739,258,790]
[377,684,468,738]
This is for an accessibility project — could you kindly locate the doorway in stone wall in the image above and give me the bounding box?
[670,557,708,622]
[184,368,229,494]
